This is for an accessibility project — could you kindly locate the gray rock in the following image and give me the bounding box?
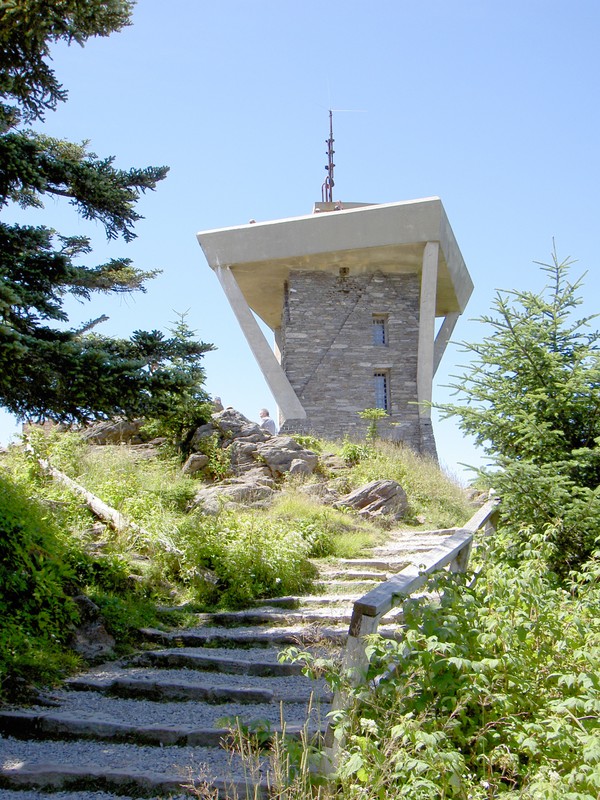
[181,453,209,475]
[289,458,314,476]
[69,596,116,662]
[191,480,275,514]
[299,482,340,504]
[211,408,268,442]
[255,436,318,478]
[189,423,214,448]
[335,479,408,521]
[81,419,146,445]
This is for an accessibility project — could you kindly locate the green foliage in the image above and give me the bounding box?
[0,1,214,424]
[0,469,81,698]
[0,0,134,125]
[268,492,379,559]
[340,438,374,466]
[301,538,600,798]
[358,408,388,443]
[140,313,214,454]
[439,252,600,574]
[192,432,232,480]
[174,511,318,607]
[291,434,323,453]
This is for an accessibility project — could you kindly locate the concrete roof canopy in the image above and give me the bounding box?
[197,197,473,330]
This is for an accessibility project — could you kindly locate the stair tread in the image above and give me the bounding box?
[66,663,329,702]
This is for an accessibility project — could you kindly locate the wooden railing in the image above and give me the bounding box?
[322,498,500,770]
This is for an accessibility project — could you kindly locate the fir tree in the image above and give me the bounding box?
[0,0,214,424]
[439,250,600,573]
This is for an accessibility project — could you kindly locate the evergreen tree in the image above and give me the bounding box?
[0,0,214,424]
[439,250,600,574]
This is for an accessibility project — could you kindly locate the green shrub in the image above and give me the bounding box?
[340,439,374,467]
[174,511,318,607]
[193,432,231,480]
[312,536,600,798]
[0,470,81,698]
[291,434,323,453]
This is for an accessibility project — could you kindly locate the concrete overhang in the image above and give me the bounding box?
[197,197,473,330]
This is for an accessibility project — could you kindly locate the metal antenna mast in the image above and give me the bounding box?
[321,109,335,203]
[320,107,366,204]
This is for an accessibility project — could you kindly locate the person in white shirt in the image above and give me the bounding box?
[259,408,277,435]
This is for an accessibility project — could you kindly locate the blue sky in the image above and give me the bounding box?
[2,0,599,481]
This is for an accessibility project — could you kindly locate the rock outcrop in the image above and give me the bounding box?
[189,409,319,512]
[81,419,147,445]
[334,479,408,522]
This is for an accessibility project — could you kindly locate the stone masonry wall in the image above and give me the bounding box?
[279,269,435,455]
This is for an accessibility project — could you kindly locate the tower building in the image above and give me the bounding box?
[197,196,472,457]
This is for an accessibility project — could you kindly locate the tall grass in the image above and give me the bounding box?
[0,427,473,698]
[342,440,472,528]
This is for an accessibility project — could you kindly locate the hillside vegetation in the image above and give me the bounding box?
[1,427,600,797]
[0,426,470,702]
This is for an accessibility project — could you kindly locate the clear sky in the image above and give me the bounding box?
[2,0,599,481]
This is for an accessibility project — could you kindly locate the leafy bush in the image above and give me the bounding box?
[0,470,81,698]
[192,431,231,480]
[173,512,318,607]
[314,536,600,798]
[340,439,374,467]
[291,434,323,453]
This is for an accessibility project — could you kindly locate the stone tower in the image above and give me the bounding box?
[197,197,472,457]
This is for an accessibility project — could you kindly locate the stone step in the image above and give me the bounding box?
[315,580,381,594]
[0,709,323,748]
[0,688,327,743]
[0,791,144,800]
[65,663,328,704]
[194,606,353,627]
[315,569,388,581]
[254,595,300,609]
[67,675,275,704]
[334,557,408,571]
[139,623,349,648]
[0,750,265,799]
[0,521,424,800]
[126,647,304,676]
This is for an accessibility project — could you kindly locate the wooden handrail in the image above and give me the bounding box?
[321,497,500,771]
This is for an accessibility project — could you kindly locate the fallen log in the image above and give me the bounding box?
[34,453,149,539]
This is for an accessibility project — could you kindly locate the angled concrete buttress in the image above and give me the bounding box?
[197,197,473,458]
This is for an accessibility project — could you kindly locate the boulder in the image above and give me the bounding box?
[210,408,269,443]
[82,419,146,445]
[191,476,275,514]
[69,595,116,662]
[182,453,209,475]
[255,436,318,478]
[335,479,408,521]
[289,458,315,477]
[189,423,215,449]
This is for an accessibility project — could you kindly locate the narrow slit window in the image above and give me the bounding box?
[374,371,390,412]
[372,315,388,345]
